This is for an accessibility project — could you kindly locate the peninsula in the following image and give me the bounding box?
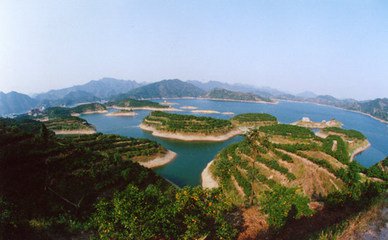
[202,116,381,234]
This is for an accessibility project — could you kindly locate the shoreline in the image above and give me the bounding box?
[71,110,108,116]
[139,123,242,142]
[105,111,137,117]
[131,97,278,105]
[198,97,278,105]
[138,150,177,169]
[111,105,181,112]
[201,160,219,189]
[279,99,388,124]
[350,140,371,161]
[53,129,96,135]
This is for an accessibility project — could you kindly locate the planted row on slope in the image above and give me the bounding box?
[0,118,237,239]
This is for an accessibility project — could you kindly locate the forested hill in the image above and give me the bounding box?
[204,88,272,102]
[0,118,237,239]
[35,77,141,100]
[115,79,205,100]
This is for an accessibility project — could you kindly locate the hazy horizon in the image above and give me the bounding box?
[1,1,387,100]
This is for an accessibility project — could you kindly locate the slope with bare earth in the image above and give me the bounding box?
[206,121,371,204]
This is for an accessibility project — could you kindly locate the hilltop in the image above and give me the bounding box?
[115,79,205,100]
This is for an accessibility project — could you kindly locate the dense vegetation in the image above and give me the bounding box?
[0,118,237,239]
[231,113,277,127]
[108,98,168,109]
[71,103,107,113]
[260,124,315,139]
[323,127,366,140]
[43,116,95,131]
[211,121,385,232]
[204,88,271,102]
[143,111,234,134]
[365,157,388,181]
[92,186,236,239]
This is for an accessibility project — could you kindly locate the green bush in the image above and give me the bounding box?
[91,185,237,240]
[259,185,313,229]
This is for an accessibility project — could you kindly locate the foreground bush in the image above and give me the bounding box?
[91,185,237,240]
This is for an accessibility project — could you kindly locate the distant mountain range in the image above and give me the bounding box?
[35,77,141,101]
[0,91,37,115]
[1,78,387,122]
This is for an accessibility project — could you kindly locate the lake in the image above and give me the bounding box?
[81,99,388,187]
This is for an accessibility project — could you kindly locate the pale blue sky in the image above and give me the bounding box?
[0,0,387,100]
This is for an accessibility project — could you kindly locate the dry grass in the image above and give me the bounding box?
[302,150,346,170]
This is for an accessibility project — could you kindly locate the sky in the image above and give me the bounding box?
[0,0,387,100]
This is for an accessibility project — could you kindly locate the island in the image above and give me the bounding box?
[292,117,342,128]
[140,111,241,141]
[230,113,278,127]
[107,98,178,111]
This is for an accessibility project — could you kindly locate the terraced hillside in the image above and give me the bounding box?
[59,134,167,164]
[209,121,371,206]
[231,113,278,127]
[143,111,233,135]
[43,116,95,133]
[1,118,240,239]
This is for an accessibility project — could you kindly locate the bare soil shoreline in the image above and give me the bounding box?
[138,150,177,169]
[350,140,371,161]
[53,129,96,135]
[201,160,219,189]
[139,123,242,142]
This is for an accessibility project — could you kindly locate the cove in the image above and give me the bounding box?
[81,99,388,187]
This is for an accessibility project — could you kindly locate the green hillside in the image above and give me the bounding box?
[0,118,237,239]
[209,120,385,230]
[116,79,205,99]
[143,111,233,135]
[205,88,272,102]
[108,98,168,109]
[71,103,107,114]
